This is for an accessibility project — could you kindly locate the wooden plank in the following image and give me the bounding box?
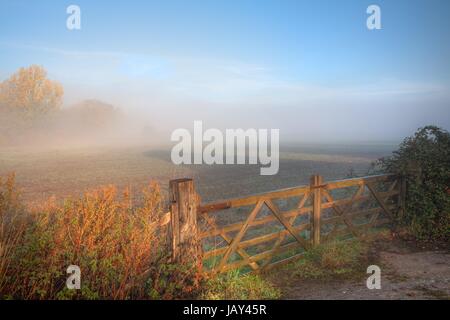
[262,252,305,272]
[322,218,391,242]
[321,188,362,238]
[158,211,171,227]
[147,211,171,232]
[220,232,260,271]
[321,206,393,242]
[199,202,231,213]
[321,206,396,226]
[321,189,399,210]
[366,180,399,227]
[366,183,394,220]
[323,183,365,239]
[321,177,398,243]
[199,185,311,212]
[203,222,310,258]
[297,191,310,212]
[219,240,305,273]
[168,179,200,264]
[265,200,310,250]
[260,192,310,269]
[388,179,398,192]
[199,174,396,213]
[324,174,396,190]
[310,175,323,246]
[199,205,312,238]
[216,200,263,272]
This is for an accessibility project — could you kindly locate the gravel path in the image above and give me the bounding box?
[271,239,450,300]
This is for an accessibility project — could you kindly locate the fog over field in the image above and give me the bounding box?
[3,79,448,149]
[62,76,450,144]
[1,0,449,203]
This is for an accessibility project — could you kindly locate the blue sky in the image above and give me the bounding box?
[0,0,449,141]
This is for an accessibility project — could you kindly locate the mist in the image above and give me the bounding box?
[2,78,448,151]
[58,77,450,149]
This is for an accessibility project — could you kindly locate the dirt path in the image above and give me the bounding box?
[270,239,450,300]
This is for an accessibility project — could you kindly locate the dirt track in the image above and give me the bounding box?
[271,239,450,300]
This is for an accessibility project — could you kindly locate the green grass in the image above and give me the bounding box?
[200,270,281,300]
[283,239,370,280]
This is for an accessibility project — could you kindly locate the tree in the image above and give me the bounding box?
[67,99,119,128]
[378,126,450,240]
[0,65,63,120]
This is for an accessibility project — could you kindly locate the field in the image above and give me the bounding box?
[0,143,396,205]
[2,142,449,300]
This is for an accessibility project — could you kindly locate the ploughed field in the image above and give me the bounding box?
[0,143,395,205]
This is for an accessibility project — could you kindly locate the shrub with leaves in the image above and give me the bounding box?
[377,126,450,240]
[0,175,203,299]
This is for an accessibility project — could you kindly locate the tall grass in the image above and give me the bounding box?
[0,173,202,299]
[0,173,27,294]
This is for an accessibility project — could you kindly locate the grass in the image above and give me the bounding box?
[284,238,374,280]
[0,173,26,295]
[200,270,281,300]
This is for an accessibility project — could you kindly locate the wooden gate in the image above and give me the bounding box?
[194,174,404,274]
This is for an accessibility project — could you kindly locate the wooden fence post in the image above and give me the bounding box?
[310,175,323,247]
[168,178,201,266]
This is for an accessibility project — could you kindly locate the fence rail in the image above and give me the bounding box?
[165,174,405,274]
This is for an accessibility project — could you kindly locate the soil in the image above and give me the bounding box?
[270,238,450,300]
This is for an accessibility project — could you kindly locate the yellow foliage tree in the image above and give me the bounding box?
[0,65,63,119]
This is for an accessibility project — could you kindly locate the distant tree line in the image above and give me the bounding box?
[0,65,120,145]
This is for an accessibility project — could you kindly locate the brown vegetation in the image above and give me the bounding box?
[0,65,63,119]
[0,173,202,299]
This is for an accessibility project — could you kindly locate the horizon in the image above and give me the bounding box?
[1,0,450,143]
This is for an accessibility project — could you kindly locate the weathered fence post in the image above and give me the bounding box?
[310,174,323,246]
[168,178,201,266]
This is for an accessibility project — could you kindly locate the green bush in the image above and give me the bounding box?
[378,126,450,240]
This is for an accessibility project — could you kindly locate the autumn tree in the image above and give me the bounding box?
[0,65,63,120]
